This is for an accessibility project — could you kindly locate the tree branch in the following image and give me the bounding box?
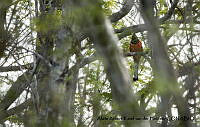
[0,63,33,72]
[177,61,200,77]
[0,99,32,122]
[124,51,148,57]
[109,0,135,22]
[140,0,191,126]
[0,71,31,111]
[159,0,179,23]
[115,0,180,40]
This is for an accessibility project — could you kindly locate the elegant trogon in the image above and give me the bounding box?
[129,33,143,81]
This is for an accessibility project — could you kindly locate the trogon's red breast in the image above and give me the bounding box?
[129,40,143,63]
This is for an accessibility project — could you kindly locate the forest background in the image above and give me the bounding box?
[0,0,200,127]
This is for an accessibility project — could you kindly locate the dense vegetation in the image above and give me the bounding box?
[0,0,199,127]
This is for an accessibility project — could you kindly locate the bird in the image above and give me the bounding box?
[129,33,143,81]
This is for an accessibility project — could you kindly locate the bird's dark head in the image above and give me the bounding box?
[131,33,139,44]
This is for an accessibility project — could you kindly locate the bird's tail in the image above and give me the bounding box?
[133,62,139,81]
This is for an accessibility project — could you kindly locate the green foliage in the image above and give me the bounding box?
[138,81,156,98]
[101,92,112,102]
[7,115,24,125]
[112,21,125,29]
[157,0,169,17]
[102,0,116,15]
[33,11,62,33]
[159,7,168,15]
[121,40,130,52]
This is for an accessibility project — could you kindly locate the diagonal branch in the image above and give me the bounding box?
[0,71,31,111]
[109,0,135,22]
[159,0,179,23]
[0,99,32,122]
[115,0,179,40]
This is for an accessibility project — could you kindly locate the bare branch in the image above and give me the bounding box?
[0,99,32,122]
[109,0,135,22]
[159,0,179,23]
[124,51,148,57]
[0,63,33,72]
[177,61,200,77]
